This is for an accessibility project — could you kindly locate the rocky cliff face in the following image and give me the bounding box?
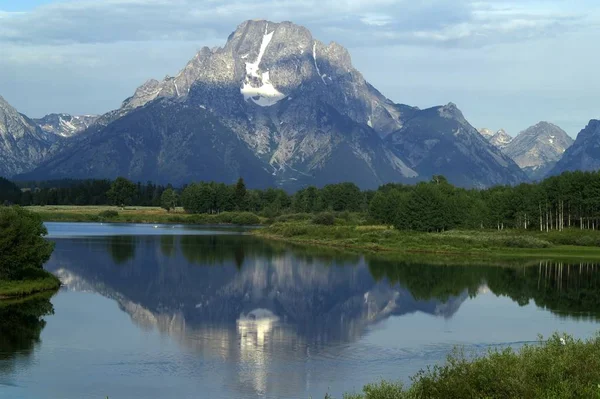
[0,95,55,177]
[549,120,600,176]
[33,113,98,137]
[387,104,527,188]
[504,122,573,179]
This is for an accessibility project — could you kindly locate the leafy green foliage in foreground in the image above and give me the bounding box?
[0,207,55,280]
[340,334,600,399]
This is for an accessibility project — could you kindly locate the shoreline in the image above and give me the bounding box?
[0,272,61,299]
[253,224,600,262]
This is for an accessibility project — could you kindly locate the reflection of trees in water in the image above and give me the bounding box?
[107,236,136,264]
[368,258,484,301]
[0,292,55,374]
[486,262,600,319]
[367,258,600,320]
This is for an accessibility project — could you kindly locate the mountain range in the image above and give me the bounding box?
[0,20,597,188]
[479,122,575,180]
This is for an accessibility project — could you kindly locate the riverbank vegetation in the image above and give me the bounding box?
[0,207,60,298]
[4,170,600,230]
[255,221,600,259]
[6,171,600,253]
[336,333,600,399]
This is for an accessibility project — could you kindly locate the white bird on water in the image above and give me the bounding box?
[153,225,158,229]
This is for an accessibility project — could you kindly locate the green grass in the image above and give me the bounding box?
[26,206,265,225]
[338,333,600,399]
[254,222,600,261]
[0,270,61,299]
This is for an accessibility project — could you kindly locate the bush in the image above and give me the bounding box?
[313,212,336,226]
[502,236,551,248]
[275,213,313,222]
[98,210,119,219]
[0,207,55,280]
[342,333,600,399]
[230,212,261,225]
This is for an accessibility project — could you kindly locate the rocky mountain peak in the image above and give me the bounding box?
[549,119,600,176]
[504,121,572,179]
[489,129,512,149]
[478,128,495,139]
[0,95,54,177]
[33,113,98,138]
[577,119,600,139]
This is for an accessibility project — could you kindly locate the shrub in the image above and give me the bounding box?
[275,213,313,222]
[98,210,119,219]
[0,207,55,280]
[231,212,261,225]
[313,212,336,226]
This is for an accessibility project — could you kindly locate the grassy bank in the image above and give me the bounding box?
[254,222,600,260]
[338,333,600,399]
[27,205,265,225]
[0,270,61,299]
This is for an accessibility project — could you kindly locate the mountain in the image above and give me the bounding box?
[386,104,527,188]
[33,113,98,137]
[549,120,600,176]
[24,100,275,187]
[0,95,55,177]
[504,122,573,180]
[478,128,513,149]
[21,20,525,188]
[478,128,495,140]
[22,20,420,188]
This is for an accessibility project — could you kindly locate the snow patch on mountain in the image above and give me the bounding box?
[240,24,286,107]
[313,43,327,85]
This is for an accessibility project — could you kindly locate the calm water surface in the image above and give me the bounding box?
[1,222,600,399]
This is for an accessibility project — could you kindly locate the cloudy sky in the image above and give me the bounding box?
[0,0,598,137]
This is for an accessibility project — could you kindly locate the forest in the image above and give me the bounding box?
[3,170,600,232]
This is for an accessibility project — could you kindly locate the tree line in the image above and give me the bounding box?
[3,170,600,231]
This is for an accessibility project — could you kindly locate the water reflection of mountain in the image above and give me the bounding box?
[0,293,55,379]
[43,234,600,398]
[45,235,468,346]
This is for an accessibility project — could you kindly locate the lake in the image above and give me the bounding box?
[1,222,600,399]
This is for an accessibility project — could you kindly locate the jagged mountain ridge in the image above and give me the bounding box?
[0,95,56,177]
[20,20,525,188]
[504,122,573,180]
[21,20,420,188]
[387,104,527,188]
[33,113,98,138]
[549,120,600,176]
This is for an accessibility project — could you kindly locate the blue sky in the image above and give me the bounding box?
[1,0,599,137]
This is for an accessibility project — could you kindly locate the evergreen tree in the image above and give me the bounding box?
[233,178,247,211]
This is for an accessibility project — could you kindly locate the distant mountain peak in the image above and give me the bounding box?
[503,121,572,179]
[479,128,513,149]
[33,113,98,138]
